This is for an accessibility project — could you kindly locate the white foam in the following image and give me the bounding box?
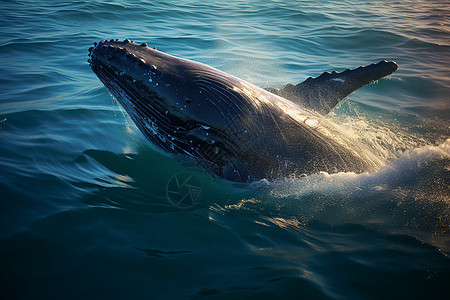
[248,139,450,252]
[269,139,450,197]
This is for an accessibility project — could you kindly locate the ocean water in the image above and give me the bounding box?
[0,0,449,298]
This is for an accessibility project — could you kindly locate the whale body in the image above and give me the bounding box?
[88,39,398,182]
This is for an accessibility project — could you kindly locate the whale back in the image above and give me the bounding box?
[268,60,398,114]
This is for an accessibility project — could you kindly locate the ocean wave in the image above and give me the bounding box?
[237,140,449,252]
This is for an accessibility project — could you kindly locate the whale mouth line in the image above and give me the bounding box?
[92,63,166,126]
[91,61,195,154]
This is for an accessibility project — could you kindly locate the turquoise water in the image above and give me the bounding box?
[1,0,449,298]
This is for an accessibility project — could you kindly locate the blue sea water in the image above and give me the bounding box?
[0,0,449,299]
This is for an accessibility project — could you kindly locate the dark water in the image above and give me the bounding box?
[1,0,449,299]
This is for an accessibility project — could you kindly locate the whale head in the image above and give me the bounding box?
[88,39,254,181]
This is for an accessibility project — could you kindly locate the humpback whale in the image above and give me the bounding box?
[88,39,398,182]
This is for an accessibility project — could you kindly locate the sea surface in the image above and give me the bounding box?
[1,0,449,299]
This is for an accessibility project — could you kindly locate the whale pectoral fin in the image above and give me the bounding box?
[272,60,398,114]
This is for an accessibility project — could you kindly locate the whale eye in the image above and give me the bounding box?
[185,98,192,104]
